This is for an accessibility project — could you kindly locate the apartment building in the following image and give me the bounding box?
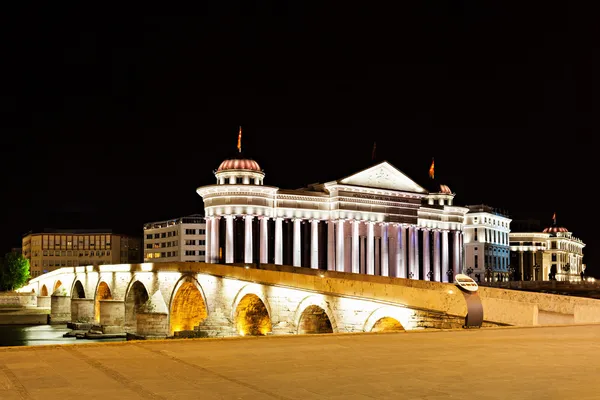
[22,229,142,278]
[143,214,206,262]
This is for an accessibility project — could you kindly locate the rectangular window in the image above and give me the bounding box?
[161,252,166,258]
[146,234,152,240]
[185,250,196,256]
[146,244,152,249]
[154,233,160,239]
[185,229,196,235]
[474,228,478,241]
[199,229,206,235]
[161,232,166,238]
[185,239,196,246]
[199,240,206,246]
[474,255,478,268]
[154,252,161,258]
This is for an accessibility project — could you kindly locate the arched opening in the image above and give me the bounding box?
[53,280,63,294]
[72,281,85,299]
[298,305,333,334]
[125,281,149,329]
[370,317,405,333]
[41,285,48,296]
[235,294,271,336]
[169,281,207,335]
[95,282,113,323]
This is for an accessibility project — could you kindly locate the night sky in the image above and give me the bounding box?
[2,4,598,275]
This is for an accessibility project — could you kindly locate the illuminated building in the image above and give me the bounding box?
[21,230,141,278]
[196,148,468,281]
[463,205,512,282]
[142,214,207,262]
[510,215,585,282]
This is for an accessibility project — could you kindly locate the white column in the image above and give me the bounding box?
[260,216,268,264]
[205,217,212,263]
[367,221,375,275]
[423,229,431,280]
[244,215,253,264]
[399,225,407,278]
[352,220,360,274]
[336,219,345,272]
[275,217,283,265]
[442,230,449,282]
[413,227,420,280]
[327,220,335,271]
[293,218,302,267]
[433,230,441,281]
[519,251,524,281]
[407,226,414,278]
[311,219,319,269]
[213,216,220,263]
[393,224,401,277]
[453,231,460,277]
[381,223,389,277]
[225,215,234,263]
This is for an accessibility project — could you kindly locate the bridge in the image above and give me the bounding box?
[18,262,600,338]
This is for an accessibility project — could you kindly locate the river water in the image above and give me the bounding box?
[0,325,126,347]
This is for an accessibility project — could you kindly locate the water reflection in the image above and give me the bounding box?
[0,325,125,347]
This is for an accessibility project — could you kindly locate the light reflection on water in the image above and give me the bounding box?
[0,325,125,347]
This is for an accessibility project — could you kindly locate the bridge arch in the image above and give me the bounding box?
[294,295,338,334]
[52,280,63,294]
[71,280,86,299]
[124,280,150,329]
[232,284,272,336]
[94,281,113,323]
[41,285,48,296]
[363,306,411,333]
[168,275,209,335]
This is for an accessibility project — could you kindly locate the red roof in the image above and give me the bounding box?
[217,158,262,172]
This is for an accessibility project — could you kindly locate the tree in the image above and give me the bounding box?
[0,251,31,291]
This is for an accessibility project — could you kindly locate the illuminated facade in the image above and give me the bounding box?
[463,205,512,282]
[197,156,469,281]
[510,219,585,282]
[21,230,141,278]
[143,214,207,262]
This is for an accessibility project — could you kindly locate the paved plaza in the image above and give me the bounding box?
[1,325,599,399]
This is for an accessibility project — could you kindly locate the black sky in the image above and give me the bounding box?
[2,4,598,274]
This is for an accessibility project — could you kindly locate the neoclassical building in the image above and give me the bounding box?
[196,154,469,282]
[510,217,585,281]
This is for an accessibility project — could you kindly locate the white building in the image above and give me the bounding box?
[510,216,585,281]
[143,214,207,263]
[196,152,469,282]
[463,205,512,282]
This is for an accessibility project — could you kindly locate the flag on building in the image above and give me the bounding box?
[429,158,435,179]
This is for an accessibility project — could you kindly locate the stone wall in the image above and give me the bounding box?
[0,292,37,308]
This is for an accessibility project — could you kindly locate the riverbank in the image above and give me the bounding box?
[0,324,126,347]
[0,307,49,325]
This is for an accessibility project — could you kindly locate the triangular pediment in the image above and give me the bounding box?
[337,161,427,193]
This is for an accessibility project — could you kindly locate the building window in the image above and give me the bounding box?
[199,240,206,246]
[146,244,152,249]
[154,234,160,239]
[185,250,196,256]
[199,229,206,235]
[185,229,196,235]
[552,253,557,262]
[161,232,166,238]
[199,250,205,256]
[474,255,478,268]
[185,239,196,246]
[146,234,152,239]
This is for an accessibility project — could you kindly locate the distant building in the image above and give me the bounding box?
[510,214,585,282]
[463,204,512,282]
[21,229,142,278]
[143,214,207,263]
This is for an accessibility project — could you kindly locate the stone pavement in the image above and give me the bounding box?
[1,325,600,399]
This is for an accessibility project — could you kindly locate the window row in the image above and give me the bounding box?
[41,250,111,257]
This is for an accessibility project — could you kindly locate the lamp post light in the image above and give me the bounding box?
[485,266,493,283]
[508,266,515,281]
[466,267,474,277]
[427,270,434,281]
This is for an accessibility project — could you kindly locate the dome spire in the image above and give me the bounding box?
[429,158,435,179]
[237,126,242,153]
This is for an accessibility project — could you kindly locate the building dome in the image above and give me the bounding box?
[217,158,262,172]
[543,226,569,233]
[439,184,452,194]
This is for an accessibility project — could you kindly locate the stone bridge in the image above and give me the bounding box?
[19,262,600,338]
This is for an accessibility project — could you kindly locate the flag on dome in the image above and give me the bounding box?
[429,158,435,179]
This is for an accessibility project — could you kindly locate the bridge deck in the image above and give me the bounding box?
[1,325,598,399]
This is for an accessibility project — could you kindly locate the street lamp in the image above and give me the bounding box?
[508,266,515,281]
[427,270,434,281]
[408,271,414,279]
[466,267,474,277]
[485,266,493,283]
